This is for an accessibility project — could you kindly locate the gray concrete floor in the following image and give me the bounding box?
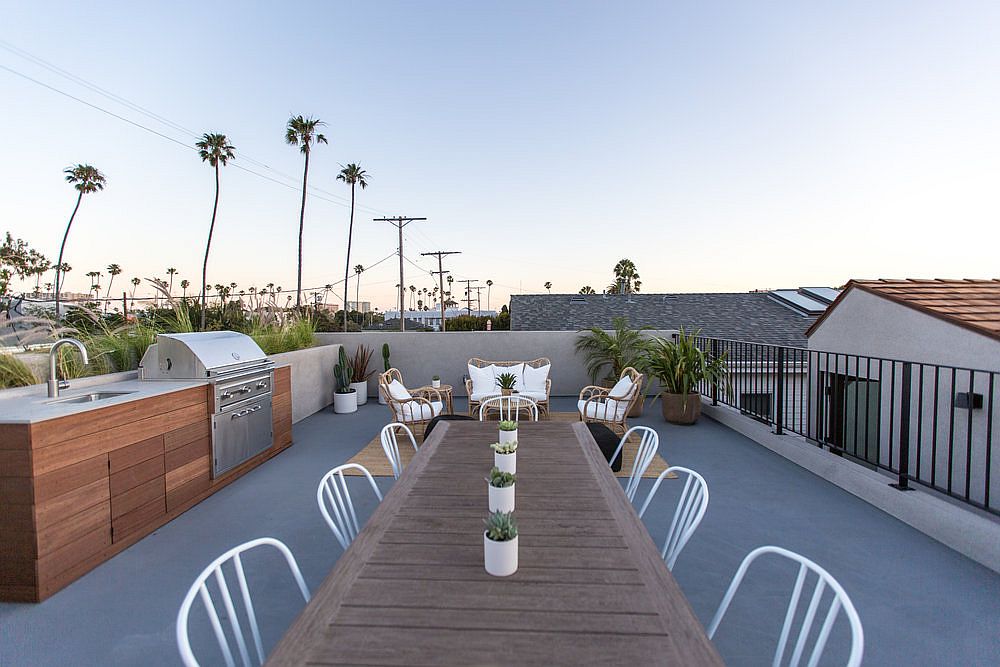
[2,397,998,666]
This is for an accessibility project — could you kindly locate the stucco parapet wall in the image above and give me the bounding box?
[270,344,342,423]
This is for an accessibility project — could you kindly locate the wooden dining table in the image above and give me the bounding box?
[266,420,724,666]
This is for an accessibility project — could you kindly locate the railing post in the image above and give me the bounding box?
[891,362,913,491]
[774,346,785,435]
[711,338,719,406]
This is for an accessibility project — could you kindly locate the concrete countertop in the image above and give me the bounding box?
[0,372,208,424]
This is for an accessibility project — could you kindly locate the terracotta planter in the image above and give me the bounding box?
[484,532,518,576]
[629,395,645,417]
[501,388,512,396]
[660,392,701,424]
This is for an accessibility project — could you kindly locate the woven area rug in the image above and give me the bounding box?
[343,412,673,479]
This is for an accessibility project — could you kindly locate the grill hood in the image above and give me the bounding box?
[139,331,271,380]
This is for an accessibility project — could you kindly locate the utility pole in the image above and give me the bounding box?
[421,250,461,332]
[459,279,478,316]
[470,286,485,316]
[374,216,427,331]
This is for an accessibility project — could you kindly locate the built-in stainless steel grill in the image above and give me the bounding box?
[139,332,275,478]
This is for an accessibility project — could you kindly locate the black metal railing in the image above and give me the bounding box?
[692,336,999,516]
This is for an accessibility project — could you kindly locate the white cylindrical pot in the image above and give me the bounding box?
[499,429,518,444]
[494,451,516,474]
[484,533,518,577]
[488,483,515,512]
[378,391,387,405]
[333,390,358,414]
[432,379,441,388]
[350,381,368,405]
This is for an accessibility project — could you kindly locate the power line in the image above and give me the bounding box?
[421,251,461,332]
[373,216,427,331]
[458,279,478,316]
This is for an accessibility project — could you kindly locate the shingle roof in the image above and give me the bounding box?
[806,279,1000,341]
[510,293,816,347]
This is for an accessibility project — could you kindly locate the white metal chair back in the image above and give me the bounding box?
[176,537,310,667]
[637,466,709,570]
[609,425,658,502]
[707,545,864,667]
[478,394,539,422]
[316,464,384,550]
[379,422,418,480]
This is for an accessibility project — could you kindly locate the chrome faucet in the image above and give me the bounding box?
[48,338,89,398]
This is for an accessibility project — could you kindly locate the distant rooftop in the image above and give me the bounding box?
[510,289,839,347]
[807,279,1000,341]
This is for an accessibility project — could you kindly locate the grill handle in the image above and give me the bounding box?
[230,404,262,419]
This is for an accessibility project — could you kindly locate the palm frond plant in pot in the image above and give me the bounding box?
[333,346,357,414]
[498,419,518,444]
[645,329,729,425]
[575,316,652,417]
[349,345,375,405]
[487,466,516,512]
[491,441,517,474]
[483,510,518,576]
[495,371,517,396]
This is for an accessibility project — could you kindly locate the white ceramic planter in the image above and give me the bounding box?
[378,391,387,405]
[488,483,515,512]
[350,381,368,405]
[499,429,518,444]
[494,451,516,474]
[484,532,518,577]
[432,379,441,388]
[333,390,357,414]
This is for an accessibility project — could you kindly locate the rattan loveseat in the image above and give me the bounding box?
[465,357,552,417]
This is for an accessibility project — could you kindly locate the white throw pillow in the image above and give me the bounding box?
[468,364,497,396]
[609,374,634,400]
[387,379,411,401]
[523,364,550,393]
[496,363,524,392]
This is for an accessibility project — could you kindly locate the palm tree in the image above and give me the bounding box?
[166,267,178,295]
[285,115,328,309]
[410,285,417,310]
[579,285,596,294]
[485,279,493,310]
[105,264,122,311]
[196,133,236,329]
[180,279,190,299]
[354,264,364,313]
[611,258,641,294]
[130,277,140,297]
[336,163,369,332]
[56,164,106,315]
[544,281,552,294]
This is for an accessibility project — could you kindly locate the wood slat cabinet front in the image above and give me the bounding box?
[0,365,293,602]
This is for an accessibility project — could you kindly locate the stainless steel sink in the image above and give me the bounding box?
[47,391,135,405]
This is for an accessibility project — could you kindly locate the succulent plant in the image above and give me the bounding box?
[432,374,440,381]
[495,372,517,391]
[498,420,518,432]
[491,441,517,455]
[484,510,518,541]
[334,345,354,393]
[487,467,516,488]
[381,342,391,372]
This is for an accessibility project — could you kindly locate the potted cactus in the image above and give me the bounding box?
[491,441,517,474]
[498,419,518,444]
[379,343,391,405]
[431,374,441,389]
[487,466,516,512]
[333,346,357,414]
[496,372,517,396]
[483,510,518,577]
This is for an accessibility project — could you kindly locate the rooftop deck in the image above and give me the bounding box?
[2,398,998,666]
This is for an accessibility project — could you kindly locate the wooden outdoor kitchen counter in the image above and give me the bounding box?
[0,365,292,602]
[267,420,723,666]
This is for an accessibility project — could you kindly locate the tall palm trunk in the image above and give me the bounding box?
[296,149,310,309]
[201,164,221,330]
[356,273,361,319]
[104,275,115,313]
[342,182,356,332]
[54,191,83,317]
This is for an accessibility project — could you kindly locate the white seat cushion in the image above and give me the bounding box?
[470,390,502,402]
[578,398,628,421]
[394,400,443,421]
[518,390,547,402]
[387,379,412,401]
[468,364,497,396]
[523,364,550,394]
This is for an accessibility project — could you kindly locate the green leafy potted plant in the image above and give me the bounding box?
[333,346,357,414]
[575,316,652,416]
[645,329,729,425]
[349,345,375,406]
[491,441,517,474]
[495,371,517,396]
[431,374,441,389]
[498,419,518,444]
[378,343,391,405]
[484,510,518,577]
[487,466,516,512]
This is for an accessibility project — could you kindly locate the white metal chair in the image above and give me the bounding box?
[609,425,658,502]
[478,394,539,422]
[637,466,709,570]
[176,537,310,667]
[317,464,384,550]
[380,422,418,480]
[707,545,864,667]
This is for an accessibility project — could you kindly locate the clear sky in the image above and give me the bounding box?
[2,1,998,311]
